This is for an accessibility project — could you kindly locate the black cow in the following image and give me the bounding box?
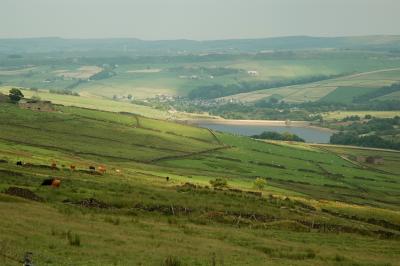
[16,161,23,166]
[166,176,170,182]
[89,166,95,171]
[41,178,54,186]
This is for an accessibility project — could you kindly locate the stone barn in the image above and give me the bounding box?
[354,155,384,165]
[19,100,54,112]
[366,156,384,165]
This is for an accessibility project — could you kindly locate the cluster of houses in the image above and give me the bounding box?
[247,70,259,76]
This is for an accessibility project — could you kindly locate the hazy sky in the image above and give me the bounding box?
[1,0,399,40]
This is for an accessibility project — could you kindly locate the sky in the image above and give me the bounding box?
[1,0,400,40]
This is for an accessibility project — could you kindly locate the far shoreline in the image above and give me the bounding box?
[186,118,336,133]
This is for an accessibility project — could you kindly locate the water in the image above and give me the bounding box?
[197,122,333,143]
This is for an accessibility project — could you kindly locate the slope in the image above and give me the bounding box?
[0,103,399,265]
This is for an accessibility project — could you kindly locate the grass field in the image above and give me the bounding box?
[223,68,400,103]
[0,102,399,265]
[2,50,400,102]
[0,86,214,120]
[322,111,400,120]
[319,86,379,103]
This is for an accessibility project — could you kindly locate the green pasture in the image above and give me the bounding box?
[0,103,400,265]
[226,68,400,103]
[322,111,400,120]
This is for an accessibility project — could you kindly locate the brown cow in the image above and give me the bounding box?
[98,165,106,174]
[51,162,57,169]
[70,165,76,171]
[51,179,61,188]
[41,178,61,188]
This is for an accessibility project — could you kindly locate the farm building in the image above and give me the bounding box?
[19,100,54,112]
[355,156,367,163]
[247,70,259,76]
[355,155,384,165]
[366,156,384,165]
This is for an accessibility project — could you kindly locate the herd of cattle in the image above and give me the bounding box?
[15,161,120,188]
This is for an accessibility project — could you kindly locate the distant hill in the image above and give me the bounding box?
[1,35,400,55]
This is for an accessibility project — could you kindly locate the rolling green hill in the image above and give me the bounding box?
[222,68,400,103]
[1,36,400,54]
[0,102,399,265]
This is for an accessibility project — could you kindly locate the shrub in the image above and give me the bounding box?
[104,216,120,225]
[67,231,81,246]
[209,178,228,188]
[334,254,346,262]
[163,256,181,266]
[8,88,24,103]
[254,178,267,190]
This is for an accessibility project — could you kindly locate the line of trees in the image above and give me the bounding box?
[188,75,341,99]
[251,131,305,142]
[330,116,400,150]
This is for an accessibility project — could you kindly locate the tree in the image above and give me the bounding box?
[209,178,228,188]
[269,97,279,104]
[127,94,133,100]
[31,95,41,102]
[9,88,24,103]
[254,178,267,190]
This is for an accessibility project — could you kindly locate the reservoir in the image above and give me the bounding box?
[195,120,333,144]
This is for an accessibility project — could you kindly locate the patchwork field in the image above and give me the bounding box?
[222,68,400,103]
[54,66,103,79]
[0,102,399,265]
[322,111,400,121]
[2,50,400,102]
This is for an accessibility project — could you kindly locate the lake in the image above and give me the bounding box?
[196,121,333,143]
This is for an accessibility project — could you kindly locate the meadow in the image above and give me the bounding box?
[322,111,400,121]
[223,68,400,103]
[0,102,399,265]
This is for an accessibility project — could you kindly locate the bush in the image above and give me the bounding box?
[251,131,305,142]
[67,230,81,246]
[209,178,228,188]
[163,256,181,266]
[104,216,120,225]
[8,88,24,103]
[254,178,267,190]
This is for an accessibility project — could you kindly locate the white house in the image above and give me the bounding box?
[247,70,259,76]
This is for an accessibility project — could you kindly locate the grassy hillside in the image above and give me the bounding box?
[223,68,400,103]
[1,36,400,54]
[0,102,400,265]
[0,86,213,120]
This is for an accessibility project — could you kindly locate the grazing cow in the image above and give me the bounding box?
[98,166,106,174]
[51,162,57,169]
[89,166,95,171]
[41,178,61,188]
[51,179,61,188]
[166,176,170,182]
[41,178,54,186]
[115,169,121,174]
[16,161,23,166]
[70,165,76,171]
